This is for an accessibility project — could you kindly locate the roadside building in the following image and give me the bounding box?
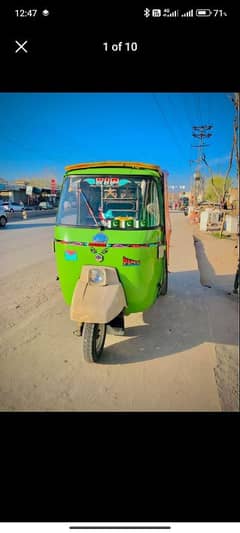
[0,181,61,207]
[39,187,60,206]
[0,183,28,204]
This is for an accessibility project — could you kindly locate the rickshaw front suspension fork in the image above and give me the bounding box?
[107,311,125,336]
[73,323,84,337]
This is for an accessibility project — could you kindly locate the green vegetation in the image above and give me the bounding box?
[210,232,231,239]
[203,175,232,203]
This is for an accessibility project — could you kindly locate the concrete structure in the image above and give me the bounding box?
[0,184,28,204]
[200,211,209,231]
[226,215,238,234]
[0,182,61,206]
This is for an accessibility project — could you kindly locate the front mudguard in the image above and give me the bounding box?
[70,266,127,324]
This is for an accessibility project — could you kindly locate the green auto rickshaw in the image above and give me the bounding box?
[54,161,171,362]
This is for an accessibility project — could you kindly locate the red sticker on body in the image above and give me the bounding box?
[122,256,141,266]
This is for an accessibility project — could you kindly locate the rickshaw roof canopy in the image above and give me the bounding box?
[65,161,162,173]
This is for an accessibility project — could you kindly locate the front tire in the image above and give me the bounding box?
[159,253,168,295]
[82,323,106,363]
[0,216,7,227]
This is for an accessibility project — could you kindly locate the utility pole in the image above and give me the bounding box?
[233,93,240,186]
[232,93,239,218]
[219,94,239,238]
[190,125,213,206]
[223,93,240,206]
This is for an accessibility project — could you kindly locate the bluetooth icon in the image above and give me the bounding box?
[144,8,151,18]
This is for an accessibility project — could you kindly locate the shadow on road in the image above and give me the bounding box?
[99,269,238,365]
[5,221,55,230]
[193,234,238,293]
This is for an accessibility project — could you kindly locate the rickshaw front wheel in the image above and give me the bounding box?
[0,216,7,227]
[82,323,107,363]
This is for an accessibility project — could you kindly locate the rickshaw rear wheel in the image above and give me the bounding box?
[159,253,168,295]
[82,323,107,363]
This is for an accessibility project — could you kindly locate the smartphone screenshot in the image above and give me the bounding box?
[0,3,239,530]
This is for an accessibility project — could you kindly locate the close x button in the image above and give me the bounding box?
[15,40,28,53]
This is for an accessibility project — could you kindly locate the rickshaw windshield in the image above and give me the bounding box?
[56,175,161,229]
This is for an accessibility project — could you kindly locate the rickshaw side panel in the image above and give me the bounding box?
[163,170,172,264]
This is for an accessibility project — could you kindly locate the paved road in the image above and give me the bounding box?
[0,213,238,410]
[0,214,56,279]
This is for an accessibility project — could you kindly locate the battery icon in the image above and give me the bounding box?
[196,9,212,16]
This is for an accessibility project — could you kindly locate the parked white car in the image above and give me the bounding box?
[38,201,54,210]
[0,206,8,227]
[1,201,25,213]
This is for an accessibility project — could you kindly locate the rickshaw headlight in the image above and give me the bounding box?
[89,268,106,285]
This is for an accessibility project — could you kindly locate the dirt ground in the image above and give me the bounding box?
[0,214,238,411]
[191,223,239,411]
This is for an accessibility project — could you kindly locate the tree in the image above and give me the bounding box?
[203,175,232,203]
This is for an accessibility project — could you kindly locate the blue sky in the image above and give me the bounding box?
[0,93,236,190]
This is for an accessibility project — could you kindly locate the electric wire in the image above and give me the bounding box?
[197,94,203,125]
[152,93,189,160]
[183,93,195,129]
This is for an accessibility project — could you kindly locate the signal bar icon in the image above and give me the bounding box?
[169,10,179,17]
[181,9,194,17]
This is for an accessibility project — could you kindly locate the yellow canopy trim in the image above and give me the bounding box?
[65,161,161,172]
